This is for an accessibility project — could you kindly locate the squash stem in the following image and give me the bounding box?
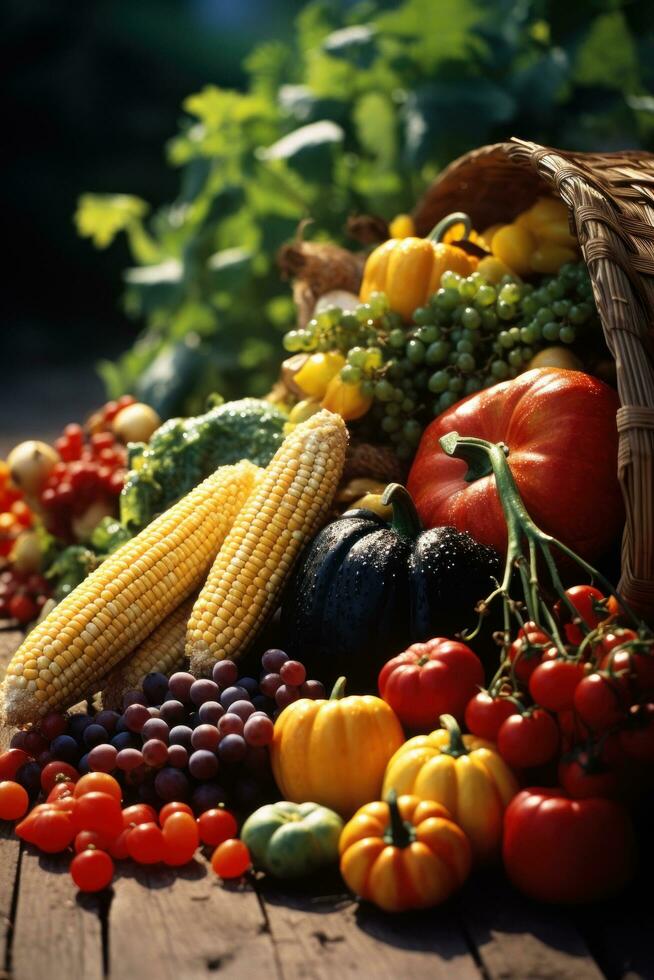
[382,483,423,540]
[428,212,472,244]
[439,714,469,758]
[384,789,415,849]
[329,676,347,700]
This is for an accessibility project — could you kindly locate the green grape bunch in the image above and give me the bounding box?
[282,262,600,458]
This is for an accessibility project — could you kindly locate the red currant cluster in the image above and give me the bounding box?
[41,396,135,541]
[0,568,50,624]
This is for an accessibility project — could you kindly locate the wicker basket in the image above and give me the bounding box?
[413,138,654,621]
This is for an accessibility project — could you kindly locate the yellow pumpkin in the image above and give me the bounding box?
[271,677,405,818]
[382,714,518,863]
[339,791,471,912]
[359,212,478,321]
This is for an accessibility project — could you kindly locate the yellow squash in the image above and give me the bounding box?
[360,212,478,320]
[382,714,518,863]
[339,791,471,912]
[271,676,404,818]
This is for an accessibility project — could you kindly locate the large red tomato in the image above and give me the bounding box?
[503,789,636,903]
[378,638,484,730]
[407,369,623,560]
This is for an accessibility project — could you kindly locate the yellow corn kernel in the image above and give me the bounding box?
[100,595,195,710]
[3,461,260,724]
[187,410,348,674]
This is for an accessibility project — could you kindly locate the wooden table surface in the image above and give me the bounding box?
[1,630,652,980]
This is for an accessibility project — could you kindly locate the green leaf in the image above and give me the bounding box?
[402,81,516,167]
[573,12,640,91]
[206,247,253,290]
[353,91,397,166]
[169,302,218,341]
[75,194,149,249]
[322,24,378,68]
[258,120,344,162]
[376,0,484,70]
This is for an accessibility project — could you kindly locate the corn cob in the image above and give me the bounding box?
[187,410,348,674]
[3,461,259,724]
[100,595,195,710]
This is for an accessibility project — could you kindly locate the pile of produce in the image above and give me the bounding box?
[1,187,651,920]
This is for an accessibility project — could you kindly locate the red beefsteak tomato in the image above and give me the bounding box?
[407,369,622,560]
[503,789,636,903]
[378,638,484,730]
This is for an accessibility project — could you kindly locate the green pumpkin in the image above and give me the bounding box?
[241,801,344,878]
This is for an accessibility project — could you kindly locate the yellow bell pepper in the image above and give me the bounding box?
[476,255,515,284]
[491,224,536,277]
[492,198,578,276]
[339,791,471,912]
[271,677,404,818]
[293,352,345,400]
[360,212,478,321]
[388,213,415,238]
[382,713,518,864]
[321,374,373,421]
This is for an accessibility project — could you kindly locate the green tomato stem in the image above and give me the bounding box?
[438,431,643,643]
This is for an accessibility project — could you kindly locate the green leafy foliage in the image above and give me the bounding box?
[78,0,654,417]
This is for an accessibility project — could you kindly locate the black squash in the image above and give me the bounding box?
[280,483,501,692]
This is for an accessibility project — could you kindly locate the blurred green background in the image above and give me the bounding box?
[4,0,653,418]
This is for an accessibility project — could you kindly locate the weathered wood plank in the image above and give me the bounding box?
[259,872,481,980]
[456,871,604,980]
[11,847,104,980]
[0,636,21,979]
[109,858,280,980]
[0,824,20,979]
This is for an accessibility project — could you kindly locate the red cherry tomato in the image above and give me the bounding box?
[211,839,251,879]
[619,703,654,762]
[41,761,79,794]
[503,789,636,903]
[46,781,75,803]
[528,658,587,712]
[74,772,122,802]
[555,585,606,645]
[158,801,194,827]
[109,828,131,861]
[378,638,484,729]
[126,822,165,865]
[70,849,114,892]
[498,709,560,768]
[464,691,519,740]
[197,808,239,847]
[162,812,199,867]
[0,780,29,820]
[74,829,114,854]
[0,748,31,780]
[31,808,76,853]
[600,640,654,698]
[122,804,158,828]
[72,792,123,838]
[558,751,621,800]
[506,623,550,684]
[573,671,630,730]
[8,593,39,624]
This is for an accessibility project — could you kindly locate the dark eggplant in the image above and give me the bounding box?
[280,483,502,692]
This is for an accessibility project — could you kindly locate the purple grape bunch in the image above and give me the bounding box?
[11,649,326,815]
